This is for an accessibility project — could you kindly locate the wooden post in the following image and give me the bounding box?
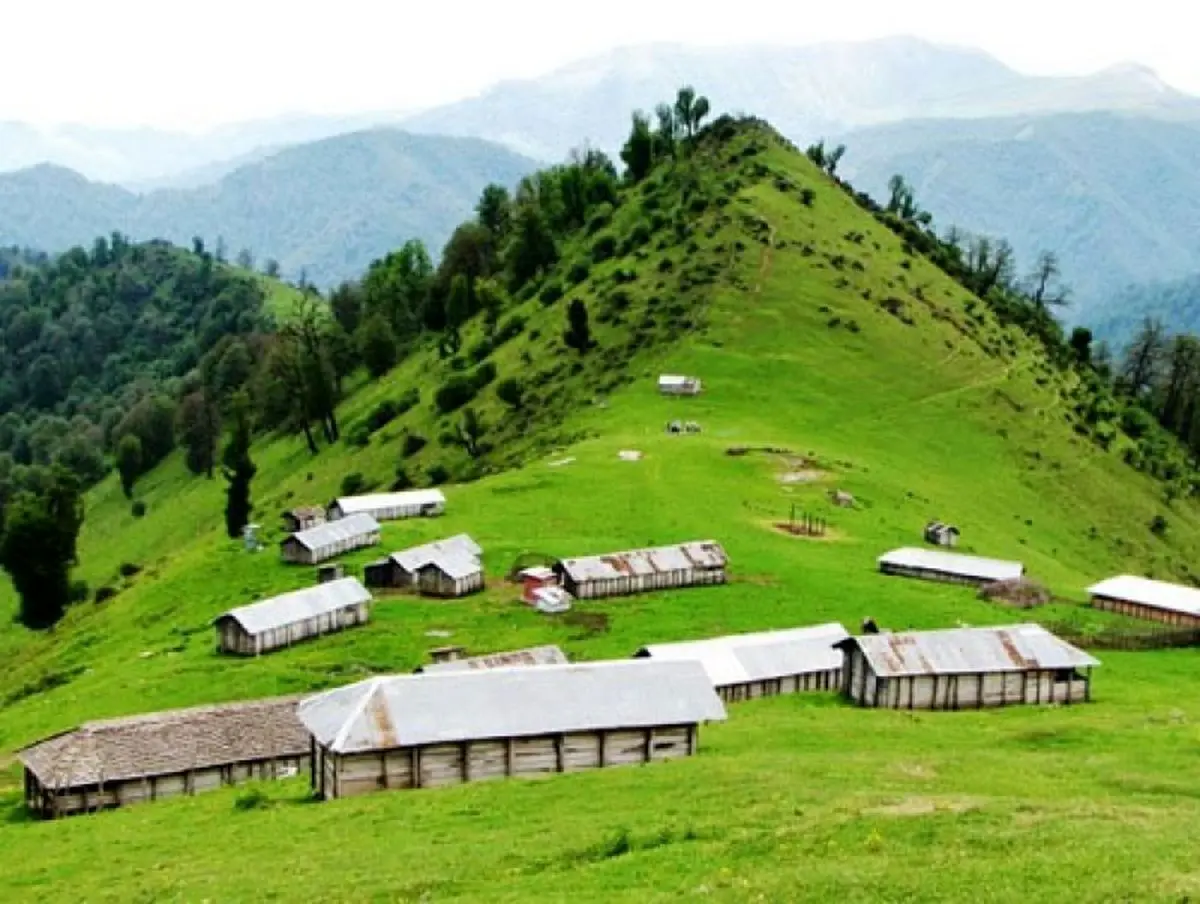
[686,724,697,756]
[505,738,515,776]
[412,748,422,789]
[643,728,654,763]
[598,732,607,768]
[1085,667,1092,703]
[977,673,985,709]
[310,739,318,791]
[461,742,470,783]
[381,751,389,789]
[554,735,564,773]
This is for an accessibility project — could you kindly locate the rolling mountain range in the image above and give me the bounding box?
[0,129,536,286]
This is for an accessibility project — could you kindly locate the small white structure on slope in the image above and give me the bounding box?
[328,489,446,522]
[658,374,702,396]
[280,513,381,565]
[877,547,1023,587]
[214,577,373,656]
[1087,575,1200,628]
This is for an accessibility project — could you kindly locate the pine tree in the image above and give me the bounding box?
[222,393,256,539]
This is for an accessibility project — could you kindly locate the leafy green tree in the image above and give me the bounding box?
[114,395,176,469]
[115,434,142,499]
[457,407,486,458]
[654,104,679,157]
[362,239,433,341]
[0,465,84,629]
[53,434,108,486]
[1069,327,1093,365]
[673,86,711,138]
[506,204,558,289]
[264,259,281,278]
[329,281,364,336]
[221,392,256,539]
[176,391,221,478]
[564,299,593,354]
[476,184,512,238]
[359,314,399,377]
[236,248,255,270]
[495,377,524,409]
[1027,251,1069,310]
[620,111,656,183]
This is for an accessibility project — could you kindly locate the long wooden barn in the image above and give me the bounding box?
[554,540,728,600]
[1087,575,1200,628]
[214,577,373,656]
[328,489,446,522]
[18,696,309,818]
[414,645,569,674]
[877,547,1024,587]
[280,513,381,565]
[837,624,1100,710]
[297,660,726,799]
[365,534,483,596]
[634,623,849,702]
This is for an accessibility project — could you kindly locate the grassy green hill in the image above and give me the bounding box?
[2,119,1200,902]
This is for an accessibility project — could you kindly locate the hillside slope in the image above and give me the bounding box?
[0,129,537,286]
[837,112,1200,314]
[3,120,1200,900]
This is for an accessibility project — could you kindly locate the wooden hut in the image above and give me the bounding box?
[280,513,381,565]
[388,534,483,590]
[316,564,345,584]
[214,577,373,656]
[658,374,702,396]
[298,660,726,800]
[836,624,1099,710]
[877,547,1023,587]
[415,644,568,674]
[923,521,960,548]
[328,489,446,522]
[634,622,849,703]
[18,696,309,818]
[554,540,728,600]
[1087,575,1200,627]
[283,505,327,533]
[416,554,485,598]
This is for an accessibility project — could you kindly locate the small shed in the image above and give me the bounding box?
[214,577,373,656]
[429,645,466,664]
[387,534,483,591]
[877,547,1023,586]
[298,660,727,799]
[415,644,568,674]
[1087,575,1200,628]
[18,695,309,818]
[658,374,702,396]
[518,566,559,604]
[634,622,849,702]
[837,624,1099,710]
[283,506,327,533]
[316,564,345,584]
[532,586,573,613]
[555,540,728,600]
[362,558,395,589]
[280,513,381,565]
[923,521,960,548]
[328,489,446,522]
[416,553,485,598]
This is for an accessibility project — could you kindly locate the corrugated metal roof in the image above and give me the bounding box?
[391,534,482,573]
[844,624,1100,677]
[18,695,309,789]
[417,645,569,674]
[559,540,727,583]
[285,513,380,552]
[216,577,372,636]
[298,660,727,753]
[659,374,692,386]
[333,490,446,516]
[1087,575,1200,617]
[418,549,482,580]
[636,623,849,687]
[878,547,1023,582]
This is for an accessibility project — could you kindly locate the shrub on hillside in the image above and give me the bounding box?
[402,433,428,458]
[366,400,402,432]
[391,467,413,491]
[591,232,618,263]
[395,387,420,415]
[1150,514,1169,536]
[567,261,591,286]
[496,377,525,409]
[539,282,564,306]
[467,337,494,364]
[119,562,142,578]
[435,377,477,414]
[494,315,526,345]
[345,423,372,448]
[586,205,613,235]
[131,501,146,518]
[426,464,450,486]
[341,473,366,496]
[69,580,90,604]
[94,586,118,604]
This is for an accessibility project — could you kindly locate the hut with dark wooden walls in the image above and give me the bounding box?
[415,644,568,674]
[877,547,1023,587]
[1087,575,1200,628]
[283,505,327,533]
[328,489,446,522]
[554,540,728,600]
[634,622,849,703]
[214,577,373,656]
[280,513,381,565]
[298,660,726,800]
[837,624,1099,710]
[18,695,310,818]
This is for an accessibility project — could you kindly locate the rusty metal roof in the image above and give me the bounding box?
[878,547,1023,582]
[559,541,727,583]
[842,624,1099,677]
[284,513,380,552]
[1088,575,1200,617]
[333,490,446,516]
[298,660,727,753]
[215,577,372,636]
[391,534,482,574]
[416,645,569,674]
[18,695,309,790]
[635,623,848,688]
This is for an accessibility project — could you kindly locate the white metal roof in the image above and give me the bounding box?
[418,549,482,580]
[659,374,695,386]
[519,566,556,581]
[636,623,849,687]
[216,577,372,636]
[417,645,569,674]
[298,660,727,753]
[559,541,727,583]
[333,489,446,516]
[878,547,1023,582]
[842,624,1100,678]
[391,534,482,573]
[285,513,380,552]
[1087,575,1200,617]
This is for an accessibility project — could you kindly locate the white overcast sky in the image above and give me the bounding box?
[6,0,1194,130]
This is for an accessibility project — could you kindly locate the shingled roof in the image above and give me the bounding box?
[18,695,310,790]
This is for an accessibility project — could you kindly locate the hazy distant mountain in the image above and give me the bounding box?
[1087,274,1200,346]
[0,129,536,286]
[400,38,1200,161]
[835,112,1200,317]
[0,111,407,187]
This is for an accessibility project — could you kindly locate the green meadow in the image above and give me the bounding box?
[1,122,1198,902]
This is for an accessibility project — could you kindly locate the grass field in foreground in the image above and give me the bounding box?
[1,123,1199,902]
